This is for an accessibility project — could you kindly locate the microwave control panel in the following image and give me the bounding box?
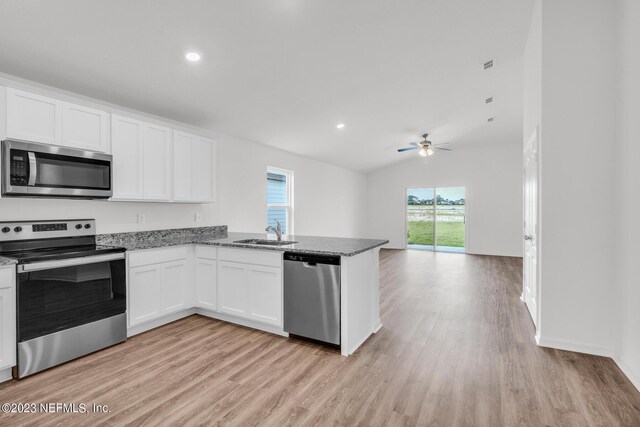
[9,150,28,186]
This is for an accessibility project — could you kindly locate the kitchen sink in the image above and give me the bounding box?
[233,239,298,246]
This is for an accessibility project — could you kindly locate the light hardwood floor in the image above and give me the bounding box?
[1,249,639,426]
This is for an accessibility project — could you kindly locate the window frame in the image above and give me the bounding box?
[266,166,294,235]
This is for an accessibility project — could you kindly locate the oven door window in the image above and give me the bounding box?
[34,152,111,190]
[17,259,125,342]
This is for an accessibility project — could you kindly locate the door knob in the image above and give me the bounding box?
[524,235,533,241]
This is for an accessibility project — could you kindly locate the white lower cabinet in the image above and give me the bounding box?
[0,267,16,371]
[128,247,191,328]
[195,258,218,311]
[217,248,283,327]
[161,260,191,313]
[218,261,249,317]
[127,246,282,333]
[129,265,162,326]
[247,265,282,326]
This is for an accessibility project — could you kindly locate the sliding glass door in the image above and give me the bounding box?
[407,187,465,252]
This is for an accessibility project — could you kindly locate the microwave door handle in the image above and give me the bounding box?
[28,152,37,186]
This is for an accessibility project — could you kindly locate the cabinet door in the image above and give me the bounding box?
[196,258,218,310]
[193,137,216,202]
[172,131,194,201]
[129,265,162,327]
[6,88,62,145]
[111,115,144,199]
[62,102,109,152]
[161,260,191,313]
[143,124,171,200]
[0,287,16,369]
[218,261,248,317]
[247,266,282,326]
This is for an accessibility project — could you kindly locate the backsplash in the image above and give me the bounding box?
[96,225,227,249]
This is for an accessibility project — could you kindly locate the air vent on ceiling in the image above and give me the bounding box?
[485,97,494,104]
[483,60,494,70]
[488,117,495,122]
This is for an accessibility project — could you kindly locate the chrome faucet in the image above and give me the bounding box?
[265,219,283,241]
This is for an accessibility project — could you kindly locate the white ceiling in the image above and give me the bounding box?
[0,0,534,172]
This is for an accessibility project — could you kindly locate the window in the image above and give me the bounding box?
[266,167,294,235]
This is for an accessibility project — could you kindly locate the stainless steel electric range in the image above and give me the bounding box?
[0,219,127,378]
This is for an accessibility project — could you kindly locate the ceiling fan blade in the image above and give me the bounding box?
[434,147,452,151]
[409,142,419,147]
[397,147,418,152]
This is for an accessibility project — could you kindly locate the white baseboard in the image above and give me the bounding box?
[0,367,12,384]
[536,335,613,358]
[195,308,288,337]
[614,356,640,393]
[373,322,383,333]
[127,308,196,337]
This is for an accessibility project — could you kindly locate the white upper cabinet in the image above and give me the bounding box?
[143,124,171,201]
[111,116,173,201]
[6,88,62,145]
[172,131,195,201]
[62,102,109,152]
[6,88,110,152]
[111,115,144,200]
[173,131,216,203]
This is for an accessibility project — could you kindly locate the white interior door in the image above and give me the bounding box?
[523,129,538,327]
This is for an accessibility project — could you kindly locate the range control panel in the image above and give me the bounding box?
[0,219,95,241]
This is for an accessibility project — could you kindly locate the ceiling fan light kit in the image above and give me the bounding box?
[397,133,450,158]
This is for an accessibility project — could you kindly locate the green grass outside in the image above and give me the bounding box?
[407,221,465,247]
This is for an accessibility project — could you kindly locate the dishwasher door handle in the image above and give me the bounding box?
[302,262,317,268]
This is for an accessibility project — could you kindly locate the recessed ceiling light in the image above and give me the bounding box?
[185,51,202,62]
[336,123,345,129]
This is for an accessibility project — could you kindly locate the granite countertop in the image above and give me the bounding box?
[0,256,17,266]
[199,232,389,257]
[97,227,388,257]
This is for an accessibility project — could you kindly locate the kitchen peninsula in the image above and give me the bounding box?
[97,226,388,356]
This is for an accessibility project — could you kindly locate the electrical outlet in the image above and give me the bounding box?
[137,214,145,224]
[195,213,202,222]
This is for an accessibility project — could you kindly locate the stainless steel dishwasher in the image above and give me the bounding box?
[283,252,341,345]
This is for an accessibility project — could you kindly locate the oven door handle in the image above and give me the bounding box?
[17,252,125,273]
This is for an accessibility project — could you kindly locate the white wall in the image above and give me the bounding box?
[523,0,618,356]
[366,144,523,257]
[0,74,367,237]
[615,0,640,391]
[218,133,367,238]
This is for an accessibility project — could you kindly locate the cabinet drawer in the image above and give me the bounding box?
[218,247,282,267]
[195,246,217,260]
[0,268,14,289]
[128,246,191,268]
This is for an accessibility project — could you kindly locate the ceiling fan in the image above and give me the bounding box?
[397,133,452,157]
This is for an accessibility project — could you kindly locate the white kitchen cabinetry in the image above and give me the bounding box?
[173,131,216,203]
[218,261,249,317]
[6,88,62,145]
[0,267,16,373]
[217,248,282,327]
[195,246,218,311]
[111,115,144,200]
[142,124,171,201]
[62,102,109,152]
[128,247,192,328]
[111,116,171,201]
[6,88,110,152]
[247,265,282,326]
[128,265,162,326]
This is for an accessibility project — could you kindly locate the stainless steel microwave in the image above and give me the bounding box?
[1,139,113,199]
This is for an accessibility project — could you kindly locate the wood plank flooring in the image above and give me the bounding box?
[1,249,639,426]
